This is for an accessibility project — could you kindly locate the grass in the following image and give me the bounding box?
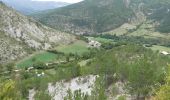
[105,23,136,36]
[149,45,170,52]
[17,40,88,68]
[17,51,60,68]
[78,59,92,67]
[128,27,166,39]
[56,40,89,55]
[106,21,170,39]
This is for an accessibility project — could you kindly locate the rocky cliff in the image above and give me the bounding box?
[0,2,75,63]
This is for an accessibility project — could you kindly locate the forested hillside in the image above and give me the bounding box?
[32,0,170,34]
[32,0,134,34]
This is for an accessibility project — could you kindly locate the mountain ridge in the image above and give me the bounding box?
[32,0,134,34]
[32,0,170,35]
[0,2,75,63]
[0,0,70,14]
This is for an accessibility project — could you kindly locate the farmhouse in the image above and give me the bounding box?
[88,40,101,48]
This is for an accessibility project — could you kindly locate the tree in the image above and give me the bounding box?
[33,61,46,69]
[154,85,170,100]
[31,57,37,62]
[154,65,170,100]
[0,64,4,73]
[74,52,80,60]
[64,89,89,100]
[35,91,51,100]
[127,57,163,99]
[64,89,73,100]
[0,80,22,100]
[6,63,15,72]
[90,76,107,100]
[66,54,70,62]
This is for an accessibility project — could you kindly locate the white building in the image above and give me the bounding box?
[88,40,101,48]
[160,51,170,55]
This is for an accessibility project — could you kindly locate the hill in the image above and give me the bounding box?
[0,2,75,64]
[32,0,170,34]
[32,0,134,34]
[0,0,69,14]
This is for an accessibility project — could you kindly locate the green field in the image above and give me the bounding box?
[17,51,60,68]
[56,40,89,55]
[106,22,170,39]
[149,45,170,52]
[78,59,92,67]
[17,40,89,68]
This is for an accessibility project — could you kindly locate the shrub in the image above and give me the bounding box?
[33,62,47,69]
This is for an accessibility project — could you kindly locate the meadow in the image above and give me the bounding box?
[56,40,89,55]
[16,51,60,68]
[149,45,170,52]
[17,40,89,68]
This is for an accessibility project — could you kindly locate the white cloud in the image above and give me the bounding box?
[32,0,83,3]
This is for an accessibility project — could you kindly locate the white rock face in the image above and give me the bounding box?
[28,89,36,100]
[0,34,27,63]
[48,75,98,100]
[124,0,131,8]
[107,81,134,100]
[43,43,51,50]
[0,3,75,49]
[26,40,42,49]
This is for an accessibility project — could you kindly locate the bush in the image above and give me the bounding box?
[47,50,64,55]
[35,91,51,100]
[5,63,15,72]
[87,44,169,98]
[101,43,114,50]
[33,62,47,69]
[118,95,126,100]
[154,65,170,100]
[0,80,22,100]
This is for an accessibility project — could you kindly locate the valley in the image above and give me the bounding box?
[2,33,170,100]
[55,40,89,55]
[1,0,170,100]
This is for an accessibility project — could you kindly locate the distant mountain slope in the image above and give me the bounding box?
[32,0,134,34]
[32,0,170,34]
[0,2,75,63]
[0,0,69,14]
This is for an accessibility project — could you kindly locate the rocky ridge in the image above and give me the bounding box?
[0,2,75,63]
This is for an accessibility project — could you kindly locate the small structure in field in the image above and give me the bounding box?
[88,40,101,48]
[36,71,45,77]
[160,51,170,55]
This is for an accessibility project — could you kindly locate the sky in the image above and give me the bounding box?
[32,0,83,3]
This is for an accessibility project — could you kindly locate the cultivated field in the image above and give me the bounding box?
[56,40,89,55]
